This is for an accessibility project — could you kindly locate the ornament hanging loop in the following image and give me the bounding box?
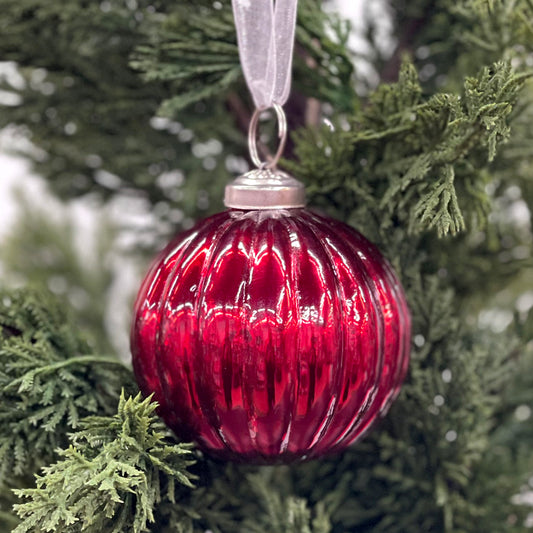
[248,103,288,170]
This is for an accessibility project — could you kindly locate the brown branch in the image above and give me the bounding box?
[380,2,438,83]
[226,91,251,137]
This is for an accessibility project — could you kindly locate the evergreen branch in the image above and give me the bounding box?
[411,165,466,236]
[164,463,334,533]
[292,60,531,237]
[241,471,331,533]
[0,288,136,485]
[0,0,238,227]
[453,0,533,62]
[4,354,127,392]
[13,392,197,533]
[131,0,355,115]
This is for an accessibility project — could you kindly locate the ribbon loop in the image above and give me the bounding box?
[232,0,298,110]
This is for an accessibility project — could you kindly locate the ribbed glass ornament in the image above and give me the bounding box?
[131,208,411,463]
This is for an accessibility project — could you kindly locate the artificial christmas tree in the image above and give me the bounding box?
[0,0,533,532]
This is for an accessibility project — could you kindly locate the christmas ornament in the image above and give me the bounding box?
[131,0,411,463]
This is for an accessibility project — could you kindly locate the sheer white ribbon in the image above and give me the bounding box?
[232,0,299,110]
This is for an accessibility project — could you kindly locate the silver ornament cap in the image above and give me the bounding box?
[224,168,306,210]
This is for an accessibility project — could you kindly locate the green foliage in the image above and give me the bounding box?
[239,472,331,533]
[0,0,234,226]
[171,465,333,533]
[131,0,356,115]
[290,60,531,238]
[130,2,241,115]
[0,0,355,233]
[0,0,533,531]
[13,392,196,533]
[0,288,135,485]
[453,0,533,63]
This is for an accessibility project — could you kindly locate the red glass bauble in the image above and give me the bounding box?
[131,208,411,463]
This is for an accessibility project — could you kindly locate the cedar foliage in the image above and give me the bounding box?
[0,0,533,532]
[13,393,196,533]
[0,288,134,485]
